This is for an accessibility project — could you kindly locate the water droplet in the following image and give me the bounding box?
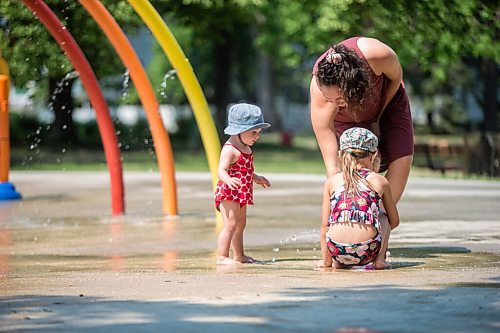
[291,235,297,242]
[61,148,66,153]
[62,125,67,130]
[272,248,279,252]
[272,258,276,263]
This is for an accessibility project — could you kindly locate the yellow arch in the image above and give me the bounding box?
[78,0,177,216]
[127,0,221,191]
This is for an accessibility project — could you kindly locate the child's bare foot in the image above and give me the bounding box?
[217,256,241,265]
[374,259,391,270]
[234,255,257,263]
[314,259,334,271]
[314,259,329,268]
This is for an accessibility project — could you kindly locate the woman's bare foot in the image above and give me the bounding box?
[374,259,391,270]
[234,254,257,263]
[217,256,241,265]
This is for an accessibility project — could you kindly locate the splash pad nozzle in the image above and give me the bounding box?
[0,182,21,201]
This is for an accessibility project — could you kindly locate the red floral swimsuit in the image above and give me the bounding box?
[214,144,254,211]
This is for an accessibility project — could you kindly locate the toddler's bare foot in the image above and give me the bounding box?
[234,255,257,264]
[374,259,391,270]
[217,256,240,265]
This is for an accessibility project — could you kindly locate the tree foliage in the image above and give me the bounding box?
[253,0,498,80]
[0,0,142,86]
[1,0,498,140]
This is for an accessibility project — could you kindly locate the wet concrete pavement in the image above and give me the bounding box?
[0,171,499,332]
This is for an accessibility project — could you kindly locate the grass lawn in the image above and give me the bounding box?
[8,133,495,180]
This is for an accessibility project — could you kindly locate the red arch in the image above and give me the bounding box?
[22,0,125,215]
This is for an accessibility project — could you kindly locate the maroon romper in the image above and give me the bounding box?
[313,37,414,172]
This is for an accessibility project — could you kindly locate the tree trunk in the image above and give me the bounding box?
[48,75,77,146]
[480,58,498,176]
[482,58,497,133]
[468,58,498,176]
[257,50,281,131]
[213,32,232,143]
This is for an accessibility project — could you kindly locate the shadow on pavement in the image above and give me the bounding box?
[1,281,499,333]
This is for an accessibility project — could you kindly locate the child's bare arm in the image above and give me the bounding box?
[319,180,333,267]
[253,173,271,188]
[217,146,241,189]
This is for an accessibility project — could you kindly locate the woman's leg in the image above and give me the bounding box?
[385,154,413,204]
[217,201,240,264]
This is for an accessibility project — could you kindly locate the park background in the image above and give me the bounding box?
[0,0,498,177]
[1,3,500,332]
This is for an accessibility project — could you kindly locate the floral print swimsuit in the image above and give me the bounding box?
[326,168,382,266]
[214,143,254,211]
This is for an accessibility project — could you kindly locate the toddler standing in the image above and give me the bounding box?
[215,103,271,265]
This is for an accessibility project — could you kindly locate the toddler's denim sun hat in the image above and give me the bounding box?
[224,103,271,135]
[340,127,378,153]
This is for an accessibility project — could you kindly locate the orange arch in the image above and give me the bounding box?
[78,0,177,216]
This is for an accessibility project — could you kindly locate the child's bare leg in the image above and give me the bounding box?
[374,213,391,269]
[231,205,256,263]
[217,201,241,265]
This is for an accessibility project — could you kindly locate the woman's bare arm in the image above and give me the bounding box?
[358,37,403,110]
[380,179,400,230]
[319,180,334,267]
[310,77,340,178]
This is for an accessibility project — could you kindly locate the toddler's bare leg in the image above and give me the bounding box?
[231,205,256,263]
[217,201,241,265]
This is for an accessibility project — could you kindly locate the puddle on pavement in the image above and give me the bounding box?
[1,214,500,276]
